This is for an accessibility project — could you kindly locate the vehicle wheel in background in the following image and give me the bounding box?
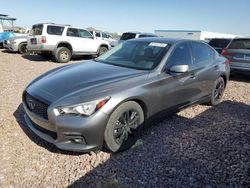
[208,77,225,106]
[98,46,108,56]
[54,47,72,63]
[104,101,144,152]
[18,43,28,54]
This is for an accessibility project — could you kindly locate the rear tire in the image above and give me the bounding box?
[18,43,27,54]
[208,77,225,106]
[98,46,108,56]
[54,47,71,63]
[104,101,144,152]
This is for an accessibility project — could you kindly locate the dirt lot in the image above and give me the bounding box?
[0,49,250,188]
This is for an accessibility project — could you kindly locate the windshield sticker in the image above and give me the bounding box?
[149,42,168,47]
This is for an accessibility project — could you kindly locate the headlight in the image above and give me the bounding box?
[54,97,110,116]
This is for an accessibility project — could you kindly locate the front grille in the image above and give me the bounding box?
[24,92,49,119]
[30,118,57,140]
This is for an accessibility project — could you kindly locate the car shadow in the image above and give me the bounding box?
[0,49,18,54]
[21,54,93,62]
[67,100,250,187]
[230,72,250,83]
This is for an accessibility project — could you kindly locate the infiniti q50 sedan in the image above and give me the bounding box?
[23,38,230,152]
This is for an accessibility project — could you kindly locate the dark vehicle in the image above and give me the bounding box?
[23,38,230,153]
[221,38,250,71]
[208,38,232,54]
[119,32,156,44]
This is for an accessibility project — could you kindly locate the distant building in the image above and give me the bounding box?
[155,30,239,41]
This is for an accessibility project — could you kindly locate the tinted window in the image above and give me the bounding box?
[31,24,43,35]
[207,46,216,61]
[67,28,79,37]
[191,42,210,66]
[139,34,155,38]
[79,29,93,39]
[95,32,101,37]
[228,39,250,50]
[208,39,231,48]
[120,33,136,40]
[167,43,192,67]
[47,26,64,36]
[97,41,170,70]
[102,32,110,38]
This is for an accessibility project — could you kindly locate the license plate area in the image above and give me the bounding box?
[31,38,37,44]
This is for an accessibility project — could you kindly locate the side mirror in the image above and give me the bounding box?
[169,65,189,73]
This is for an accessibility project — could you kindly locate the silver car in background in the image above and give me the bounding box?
[3,36,28,54]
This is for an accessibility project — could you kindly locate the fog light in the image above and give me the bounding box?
[73,138,85,143]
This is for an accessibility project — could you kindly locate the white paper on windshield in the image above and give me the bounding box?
[149,42,168,47]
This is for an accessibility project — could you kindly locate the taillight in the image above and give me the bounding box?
[221,48,232,56]
[41,36,46,43]
[224,59,230,64]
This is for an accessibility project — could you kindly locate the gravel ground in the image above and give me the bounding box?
[0,49,250,188]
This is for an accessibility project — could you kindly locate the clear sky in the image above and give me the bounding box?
[1,0,250,36]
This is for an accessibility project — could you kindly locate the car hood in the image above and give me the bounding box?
[26,61,148,104]
[10,36,27,41]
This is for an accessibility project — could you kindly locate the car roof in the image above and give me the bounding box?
[123,32,155,35]
[130,37,194,45]
[33,23,72,27]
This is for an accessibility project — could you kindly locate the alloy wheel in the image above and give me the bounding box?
[113,110,140,145]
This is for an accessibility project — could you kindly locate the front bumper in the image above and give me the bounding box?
[23,102,109,152]
[3,42,18,52]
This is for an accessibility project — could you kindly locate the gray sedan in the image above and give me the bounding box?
[23,38,230,152]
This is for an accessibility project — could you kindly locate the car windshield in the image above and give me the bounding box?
[96,41,170,70]
[120,33,136,40]
[208,39,231,48]
[228,39,250,50]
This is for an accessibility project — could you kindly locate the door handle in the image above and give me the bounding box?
[214,65,219,70]
[190,73,197,79]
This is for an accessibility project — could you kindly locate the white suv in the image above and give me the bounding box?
[27,23,110,63]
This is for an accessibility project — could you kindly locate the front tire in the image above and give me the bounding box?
[104,101,144,152]
[54,47,71,63]
[18,43,27,54]
[208,77,225,106]
[98,46,108,56]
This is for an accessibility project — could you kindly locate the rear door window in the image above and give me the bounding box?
[191,42,211,67]
[228,39,250,50]
[31,24,43,35]
[47,25,64,36]
[120,33,136,40]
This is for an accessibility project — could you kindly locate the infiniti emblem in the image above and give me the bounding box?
[28,100,36,110]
